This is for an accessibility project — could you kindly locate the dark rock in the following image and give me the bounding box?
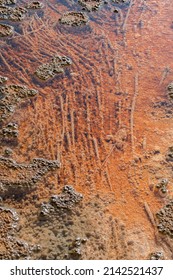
[0,157,60,199]
[0,23,13,37]
[59,11,89,27]
[167,82,173,99]
[9,6,27,21]
[150,251,164,260]
[0,76,8,84]
[78,0,102,12]
[112,0,130,4]
[3,147,13,156]
[26,1,44,9]
[35,55,72,81]
[0,0,16,4]
[166,146,173,162]
[0,84,38,123]
[1,122,18,138]
[0,6,12,20]
[68,237,86,260]
[155,178,168,197]
[0,206,38,259]
[0,5,27,21]
[39,186,83,219]
[156,200,173,238]
[114,8,119,13]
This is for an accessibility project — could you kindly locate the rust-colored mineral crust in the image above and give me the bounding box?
[0,0,173,260]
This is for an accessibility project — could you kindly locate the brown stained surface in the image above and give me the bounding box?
[0,0,173,259]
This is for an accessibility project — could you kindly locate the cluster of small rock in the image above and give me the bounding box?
[67,237,87,260]
[0,84,38,122]
[0,157,60,199]
[1,122,18,138]
[156,200,173,238]
[150,251,164,260]
[0,0,16,4]
[40,185,83,219]
[35,54,72,80]
[59,11,89,27]
[112,0,130,4]
[0,5,27,21]
[0,23,13,37]
[26,1,44,10]
[58,0,131,28]
[78,0,102,12]
[0,78,38,145]
[155,178,168,197]
[0,205,39,259]
[167,82,173,99]
[0,76,8,84]
[166,146,173,162]
[0,1,44,37]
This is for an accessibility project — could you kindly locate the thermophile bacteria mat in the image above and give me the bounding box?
[0,0,173,260]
